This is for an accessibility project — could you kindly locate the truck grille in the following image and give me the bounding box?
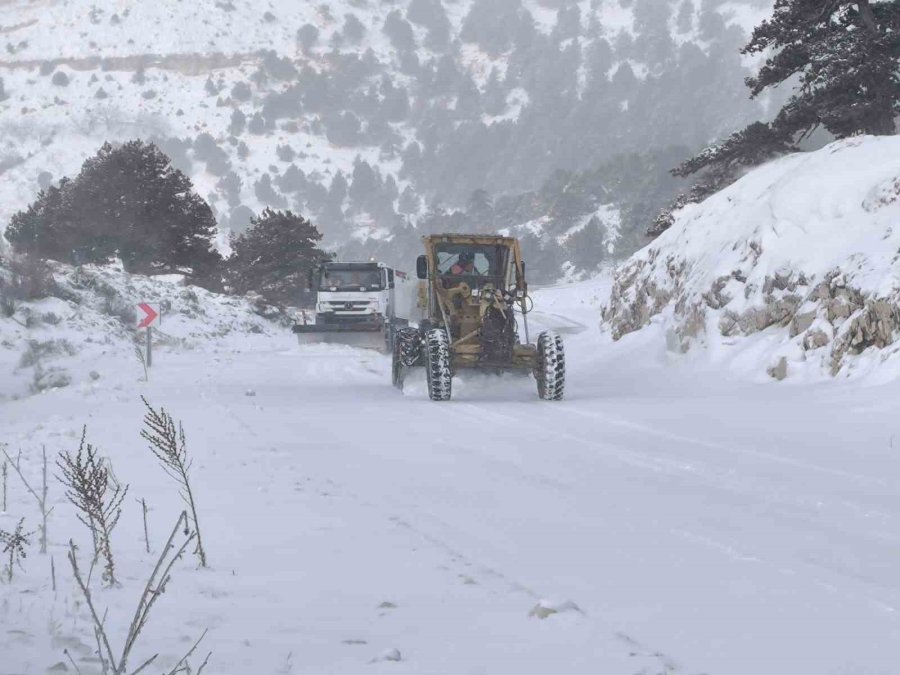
[326,301,372,311]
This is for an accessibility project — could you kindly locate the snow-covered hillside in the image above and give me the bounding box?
[0,260,287,400]
[0,0,773,272]
[603,135,900,382]
[4,265,900,674]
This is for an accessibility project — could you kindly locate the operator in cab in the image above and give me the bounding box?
[451,251,478,275]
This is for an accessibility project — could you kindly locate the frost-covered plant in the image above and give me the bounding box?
[0,518,33,583]
[140,398,207,567]
[1,445,53,554]
[68,511,211,674]
[57,429,128,586]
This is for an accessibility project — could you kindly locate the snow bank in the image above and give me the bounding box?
[603,136,900,381]
[0,261,289,400]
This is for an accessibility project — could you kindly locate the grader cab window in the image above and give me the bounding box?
[435,244,509,288]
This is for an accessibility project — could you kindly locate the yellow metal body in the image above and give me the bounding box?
[421,234,537,370]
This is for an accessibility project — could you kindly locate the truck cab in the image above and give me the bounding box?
[294,261,420,352]
[315,262,394,328]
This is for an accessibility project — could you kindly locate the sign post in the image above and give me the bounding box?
[136,303,161,368]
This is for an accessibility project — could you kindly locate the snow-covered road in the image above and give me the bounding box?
[3,286,900,674]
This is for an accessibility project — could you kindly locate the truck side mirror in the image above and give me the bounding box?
[416,255,428,280]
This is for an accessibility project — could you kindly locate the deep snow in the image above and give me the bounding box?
[2,272,900,674]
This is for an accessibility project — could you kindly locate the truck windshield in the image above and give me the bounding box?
[320,268,383,291]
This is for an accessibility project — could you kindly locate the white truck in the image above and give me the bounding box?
[293,261,421,352]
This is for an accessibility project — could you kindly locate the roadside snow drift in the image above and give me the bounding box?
[604,136,900,381]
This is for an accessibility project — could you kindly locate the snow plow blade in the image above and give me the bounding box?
[293,324,389,352]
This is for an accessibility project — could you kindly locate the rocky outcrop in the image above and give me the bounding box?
[600,137,900,380]
[603,248,900,378]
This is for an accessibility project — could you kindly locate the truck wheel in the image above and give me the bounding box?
[392,334,405,390]
[536,331,565,401]
[425,328,452,401]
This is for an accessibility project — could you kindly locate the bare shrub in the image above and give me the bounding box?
[57,429,128,586]
[67,511,211,674]
[0,252,55,315]
[19,338,77,368]
[1,518,33,583]
[140,399,207,567]
[1,445,53,553]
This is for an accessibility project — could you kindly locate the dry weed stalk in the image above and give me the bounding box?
[57,429,128,586]
[140,398,207,567]
[2,444,54,553]
[67,510,211,674]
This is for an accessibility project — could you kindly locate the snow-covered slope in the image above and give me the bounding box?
[603,135,900,382]
[0,260,288,400]
[4,268,900,674]
[0,0,772,267]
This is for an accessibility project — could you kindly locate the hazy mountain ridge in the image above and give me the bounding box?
[0,0,773,278]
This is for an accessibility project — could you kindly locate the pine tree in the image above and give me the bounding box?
[229,108,246,136]
[744,0,900,138]
[227,209,331,304]
[657,0,900,236]
[566,217,606,273]
[6,141,221,282]
[676,0,695,34]
[398,186,420,216]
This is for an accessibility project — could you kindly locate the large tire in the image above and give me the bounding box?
[392,335,405,390]
[425,328,452,401]
[536,331,565,401]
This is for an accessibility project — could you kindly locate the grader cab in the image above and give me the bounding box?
[392,234,565,401]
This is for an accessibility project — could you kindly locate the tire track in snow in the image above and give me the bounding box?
[454,403,900,620]
[558,406,900,492]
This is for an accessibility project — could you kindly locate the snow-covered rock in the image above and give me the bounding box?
[603,136,900,380]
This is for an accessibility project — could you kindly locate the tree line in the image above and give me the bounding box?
[4,140,330,306]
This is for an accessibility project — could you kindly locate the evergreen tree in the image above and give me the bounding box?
[660,0,900,235]
[227,208,331,304]
[6,141,221,282]
[229,108,246,136]
[676,0,695,34]
[349,159,378,211]
[744,0,900,138]
[343,14,366,44]
[296,24,320,54]
[384,10,416,52]
[461,0,525,56]
[634,0,675,68]
[254,174,288,208]
[565,217,606,273]
[329,171,349,205]
[398,186,420,216]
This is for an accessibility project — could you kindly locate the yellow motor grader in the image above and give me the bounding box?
[392,234,565,401]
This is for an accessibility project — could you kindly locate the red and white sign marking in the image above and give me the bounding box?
[136,303,161,329]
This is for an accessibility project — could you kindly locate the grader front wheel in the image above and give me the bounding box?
[536,331,566,401]
[425,328,453,401]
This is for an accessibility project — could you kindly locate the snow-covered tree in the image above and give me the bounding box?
[659,0,900,235]
[5,141,221,282]
[227,208,330,304]
[745,0,900,137]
